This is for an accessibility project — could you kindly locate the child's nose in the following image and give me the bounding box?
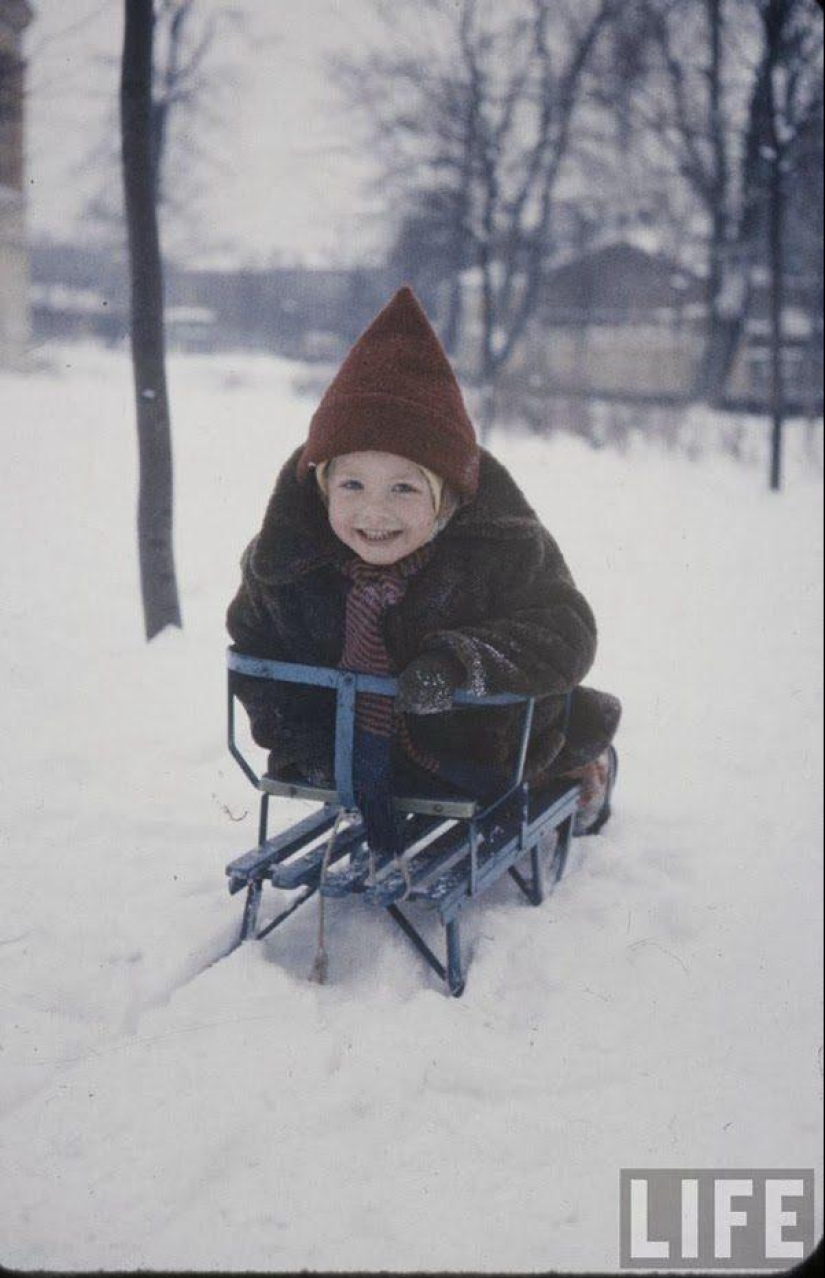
[360,493,393,519]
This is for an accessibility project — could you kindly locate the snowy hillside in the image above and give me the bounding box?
[1,345,822,1271]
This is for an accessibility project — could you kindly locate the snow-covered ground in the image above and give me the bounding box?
[1,344,822,1271]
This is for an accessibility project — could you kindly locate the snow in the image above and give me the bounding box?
[1,344,822,1271]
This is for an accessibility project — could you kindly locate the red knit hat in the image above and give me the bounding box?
[296,285,480,498]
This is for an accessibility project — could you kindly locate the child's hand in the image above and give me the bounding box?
[396,653,464,715]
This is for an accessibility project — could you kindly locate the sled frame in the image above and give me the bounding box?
[224,650,578,995]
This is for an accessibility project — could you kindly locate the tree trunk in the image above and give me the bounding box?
[698,35,774,408]
[695,0,732,401]
[120,0,182,638]
[768,159,785,492]
[477,245,497,445]
[477,381,496,446]
[442,273,463,357]
[765,26,785,492]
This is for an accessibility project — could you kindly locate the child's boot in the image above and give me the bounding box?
[571,745,618,836]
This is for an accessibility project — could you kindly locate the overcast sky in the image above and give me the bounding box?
[25,1,390,266]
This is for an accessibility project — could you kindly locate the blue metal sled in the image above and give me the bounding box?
[224,649,581,996]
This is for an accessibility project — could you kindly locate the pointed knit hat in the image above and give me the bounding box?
[296,285,480,498]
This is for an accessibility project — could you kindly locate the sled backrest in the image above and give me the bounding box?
[226,648,552,816]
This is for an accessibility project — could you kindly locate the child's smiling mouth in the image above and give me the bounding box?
[356,529,402,543]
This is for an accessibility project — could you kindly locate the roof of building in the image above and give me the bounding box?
[539,241,706,320]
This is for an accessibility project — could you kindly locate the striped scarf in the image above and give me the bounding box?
[339,544,440,773]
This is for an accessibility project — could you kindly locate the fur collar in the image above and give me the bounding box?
[248,444,542,585]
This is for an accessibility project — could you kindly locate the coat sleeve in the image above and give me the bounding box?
[419,531,597,698]
[226,539,335,772]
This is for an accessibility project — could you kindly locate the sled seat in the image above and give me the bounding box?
[244,776,578,906]
[360,775,580,916]
[225,806,360,896]
[258,772,480,819]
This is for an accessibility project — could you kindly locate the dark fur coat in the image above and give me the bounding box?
[226,445,621,786]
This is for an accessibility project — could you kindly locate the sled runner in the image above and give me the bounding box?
[224,650,581,996]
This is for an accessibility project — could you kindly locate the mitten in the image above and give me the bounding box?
[396,652,464,715]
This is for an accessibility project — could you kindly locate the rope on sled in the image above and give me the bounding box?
[308,807,348,985]
[367,844,412,900]
[308,805,412,985]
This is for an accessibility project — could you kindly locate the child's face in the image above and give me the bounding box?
[326,450,438,564]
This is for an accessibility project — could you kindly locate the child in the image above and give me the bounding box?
[226,286,620,851]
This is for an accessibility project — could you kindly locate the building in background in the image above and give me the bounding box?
[28,243,392,359]
[26,230,822,418]
[486,241,822,416]
[0,0,32,366]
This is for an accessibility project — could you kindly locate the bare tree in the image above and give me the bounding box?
[332,0,617,440]
[385,185,476,354]
[121,0,181,639]
[642,0,743,395]
[752,0,823,490]
[88,0,246,259]
[615,0,822,417]
[588,0,755,396]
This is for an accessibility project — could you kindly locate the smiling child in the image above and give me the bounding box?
[227,286,621,854]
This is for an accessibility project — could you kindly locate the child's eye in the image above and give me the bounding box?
[338,479,363,491]
[392,482,420,494]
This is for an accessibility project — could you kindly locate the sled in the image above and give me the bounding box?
[224,650,581,996]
